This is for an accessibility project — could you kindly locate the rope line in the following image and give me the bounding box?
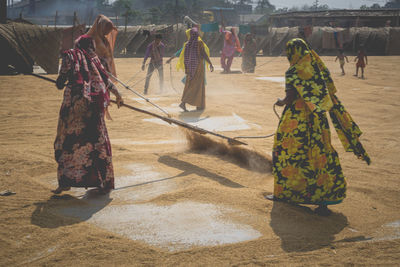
[169,62,180,94]
[106,71,171,117]
[233,104,281,140]
[125,62,150,85]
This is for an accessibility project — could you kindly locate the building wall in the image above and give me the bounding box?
[270,10,400,28]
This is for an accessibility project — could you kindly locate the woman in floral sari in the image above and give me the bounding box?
[268,38,370,215]
[52,35,123,194]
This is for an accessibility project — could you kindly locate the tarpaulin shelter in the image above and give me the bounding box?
[261,27,299,56]
[351,27,389,55]
[111,23,400,57]
[60,24,86,54]
[387,27,400,55]
[114,25,181,57]
[258,26,400,56]
[114,26,142,55]
[0,21,62,74]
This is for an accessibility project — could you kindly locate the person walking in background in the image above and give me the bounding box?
[53,35,123,195]
[241,33,257,73]
[220,27,241,73]
[354,46,368,79]
[267,38,370,215]
[179,28,214,112]
[335,49,349,75]
[87,14,118,78]
[142,34,165,94]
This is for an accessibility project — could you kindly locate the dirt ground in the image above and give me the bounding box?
[1,56,400,266]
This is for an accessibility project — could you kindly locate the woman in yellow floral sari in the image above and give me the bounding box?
[268,38,370,215]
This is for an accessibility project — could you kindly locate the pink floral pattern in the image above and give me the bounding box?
[54,52,114,191]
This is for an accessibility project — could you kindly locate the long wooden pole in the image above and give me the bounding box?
[27,73,247,146]
[54,10,58,29]
[106,71,171,117]
[110,100,247,145]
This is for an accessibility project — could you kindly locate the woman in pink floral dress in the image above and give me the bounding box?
[52,35,123,194]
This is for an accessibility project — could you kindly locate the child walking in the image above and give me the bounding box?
[354,46,368,79]
[335,49,349,75]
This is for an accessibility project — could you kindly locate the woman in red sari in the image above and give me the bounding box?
[52,35,123,194]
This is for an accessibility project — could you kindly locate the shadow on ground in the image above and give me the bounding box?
[270,201,348,252]
[31,189,112,228]
[158,155,244,188]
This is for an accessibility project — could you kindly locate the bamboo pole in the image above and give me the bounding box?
[26,73,247,146]
[54,10,58,29]
[110,100,247,146]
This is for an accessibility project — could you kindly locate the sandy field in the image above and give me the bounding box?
[1,56,400,266]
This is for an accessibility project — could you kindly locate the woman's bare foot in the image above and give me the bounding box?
[315,204,332,216]
[97,187,112,195]
[179,102,188,112]
[51,186,71,194]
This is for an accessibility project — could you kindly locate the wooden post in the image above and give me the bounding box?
[7,0,9,19]
[124,13,127,33]
[73,11,77,27]
[72,12,77,48]
[88,9,93,26]
[269,35,272,56]
[175,0,178,26]
[54,10,58,29]
[0,0,7,24]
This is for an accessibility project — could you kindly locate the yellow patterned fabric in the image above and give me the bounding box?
[272,38,370,205]
[176,29,210,71]
[311,50,370,163]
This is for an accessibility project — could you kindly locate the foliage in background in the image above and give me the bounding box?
[95,0,400,25]
[360,0,400,9]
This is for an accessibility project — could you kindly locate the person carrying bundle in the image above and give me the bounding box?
[267,38,370,215]
[52,35,123,195]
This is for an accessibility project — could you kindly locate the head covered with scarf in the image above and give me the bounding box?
[87,14,118,77]
[184,28,200,80]
[285,38,333,114]
[176,28,210,72]
[63,34,110,112]
[243,33,256,52]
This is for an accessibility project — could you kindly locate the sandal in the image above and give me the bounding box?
[264,194,277,201]
[51,187,71,194]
